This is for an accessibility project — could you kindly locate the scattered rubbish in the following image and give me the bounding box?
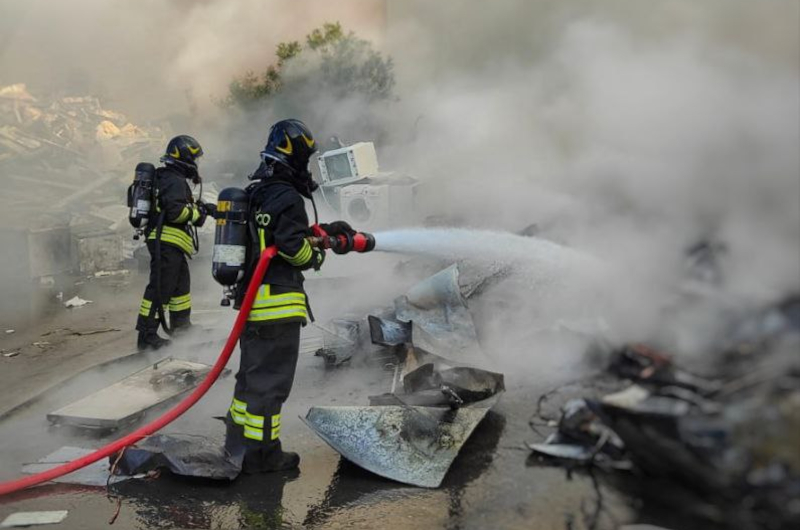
[2,350,20,358]
[368,314,411,346]
[32,341,51,348]
[312,319,363,367]
[303,404,493,488]
[22,447,138,487]
[394,264,487,368]
[69,327,120,336]
[112,434,240,481]
[305,263,505,488]
[4,329,14,334]
[402,363,505,406]
[48,358,227,430]
[527,296,800,529]
[93,269,129,278]
[608,343,720,395]
[63,296,92,308]
[0,511,68,528]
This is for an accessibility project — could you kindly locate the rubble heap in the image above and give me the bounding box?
[0,83,164,172]
[528,295,800,530]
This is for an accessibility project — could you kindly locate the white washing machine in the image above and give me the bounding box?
[338,183,415,230]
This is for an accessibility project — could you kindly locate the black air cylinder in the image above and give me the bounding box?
[212,187,249,286]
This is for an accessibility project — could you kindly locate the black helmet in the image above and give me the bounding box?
[161,135,203,174]
[260,119,318,176]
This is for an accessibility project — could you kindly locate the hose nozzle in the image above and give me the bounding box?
[308,231,376,255]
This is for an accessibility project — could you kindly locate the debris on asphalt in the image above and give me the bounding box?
[304,263,505,488]
[367,314,411,347]
[303,404,494,488]
[64,295,93,308]
[68,327,120,336]
[93,269,130,278]
[48,358,225,430]
[2,350,20,358]
[32,341,51,349]
[527,294,800,529]
[4,330,14,334]
[0,510,68,528]
[111,434,241,481]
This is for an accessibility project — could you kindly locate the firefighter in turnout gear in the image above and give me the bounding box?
[136,135,215,351]
[225,119,355,473]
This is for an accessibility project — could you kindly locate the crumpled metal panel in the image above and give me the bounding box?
[403,364,505,404]
[303,405,491,488]
[394,264,487,367]
[367,315,412,346]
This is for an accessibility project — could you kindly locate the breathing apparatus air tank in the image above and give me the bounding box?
[128,162,156,238]
[212,187,249,305]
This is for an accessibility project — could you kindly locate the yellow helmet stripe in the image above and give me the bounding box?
[301,133,315,149]
[275,133,293,155]
[170,146,181,159]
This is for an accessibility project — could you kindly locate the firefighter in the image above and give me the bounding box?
[225,119,356,473]
[136,135,216,351]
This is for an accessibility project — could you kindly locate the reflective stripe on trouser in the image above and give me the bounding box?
[228,398,281,441]
[148,225,194,255]
[224,321,301,460]
[136,241,191,332]
[169,293,191,312]
[247,284,308,323]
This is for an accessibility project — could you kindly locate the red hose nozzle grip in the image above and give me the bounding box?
[351,232,375,253]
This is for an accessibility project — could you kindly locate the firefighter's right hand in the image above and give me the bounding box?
[320,221,356,237]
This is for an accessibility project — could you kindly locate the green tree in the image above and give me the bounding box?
[223,22,394,109]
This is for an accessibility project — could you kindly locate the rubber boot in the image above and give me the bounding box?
[137,330,171,351]
[170,316,193,337]
[242,440,300,474]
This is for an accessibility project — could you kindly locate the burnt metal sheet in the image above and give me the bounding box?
[47,358,221,430]
[403,364,505,404]
[394,264,487,367]
[367,315,411,346]
[303,405,491,488]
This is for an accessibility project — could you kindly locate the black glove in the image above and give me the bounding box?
[311,248,326,271]
[320,221,356,237]
[198,201,217,217]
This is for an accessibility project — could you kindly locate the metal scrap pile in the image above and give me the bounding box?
[0,83,168,281]
[0,83,164,174]
[528,295,800,530]
[304,263,506,488]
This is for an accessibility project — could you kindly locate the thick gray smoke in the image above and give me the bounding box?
[2,0,798,368]
[371,0,800,366]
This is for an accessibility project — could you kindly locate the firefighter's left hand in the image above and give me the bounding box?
[311,248,326,271]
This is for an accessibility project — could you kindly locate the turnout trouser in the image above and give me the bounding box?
[136,241,192,332]
[225,321,301,472]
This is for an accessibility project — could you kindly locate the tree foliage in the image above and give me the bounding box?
[224,23,394,110]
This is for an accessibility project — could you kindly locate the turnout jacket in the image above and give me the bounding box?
[147,166,204,254]
[240,176,320,325]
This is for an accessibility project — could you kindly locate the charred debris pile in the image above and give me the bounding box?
[528,293,800,530]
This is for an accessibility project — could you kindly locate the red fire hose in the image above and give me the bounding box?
[0,246,278,497]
